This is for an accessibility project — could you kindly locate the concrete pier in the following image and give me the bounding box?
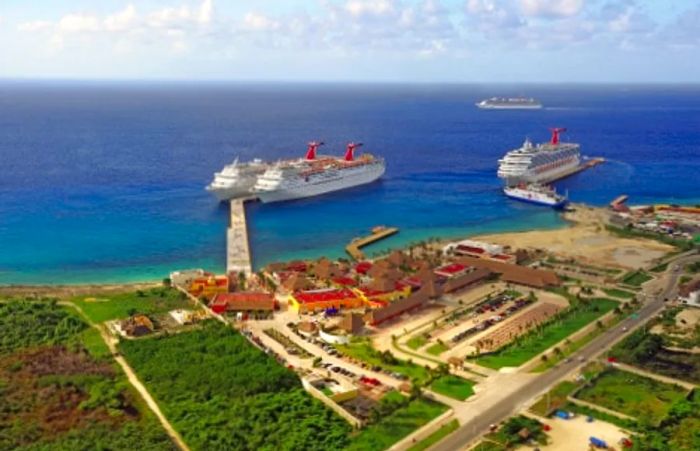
[227,198,254,275]
[346,226,399,260]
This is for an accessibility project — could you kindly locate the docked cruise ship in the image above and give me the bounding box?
[206,157,269,201]
[253,143,385,203]
[497,128,581,186]
[476,97,542,110]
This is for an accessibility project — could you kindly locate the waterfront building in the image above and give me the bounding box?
[288,288,363,314]
[209,292,275,314]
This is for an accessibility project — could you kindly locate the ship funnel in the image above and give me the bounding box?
[549,128,567,145]
[344,142,363,161]
[305,141,324,160]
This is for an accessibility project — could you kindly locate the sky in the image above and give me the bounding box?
[0,0,699,82]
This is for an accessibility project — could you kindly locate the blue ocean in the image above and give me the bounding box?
[1,82,699,285]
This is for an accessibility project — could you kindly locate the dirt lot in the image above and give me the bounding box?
[541,415,631,451]
[473,205,674,269]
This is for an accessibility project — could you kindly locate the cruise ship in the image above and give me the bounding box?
[476,97,542,110]
[504,183,568,209]
[497,128,581,186]
[206,157,269,201]
[253,143,385,203]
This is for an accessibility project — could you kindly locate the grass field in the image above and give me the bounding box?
[602,288,636,299]
[71,287,192,323]
[407,419,459,451]
[426,342,449,356]
[471,298,618,369]
[575,368,688,424]
[529,381,579,416]
[346,396,448,451]
[406,334,428,350]
[621,270,653,287]
[336,340,430,384]
[430,375,475,400]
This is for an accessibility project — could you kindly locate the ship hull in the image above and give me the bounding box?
[206,176,260,201]
[477,104,542,110]
[499,157,580,186]
[256,163,385,203]
[504,188,567,209]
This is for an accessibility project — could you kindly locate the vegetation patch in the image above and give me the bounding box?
[407,419,459,451]
[346,395,447,451]
[602,288,636,299]
[650,262,669,273]
[482,415,547,449]
[575,368,688,425]
[0,300,174,451]
[120,321,351,450]
[471,298,618,369]
[406,334,429,350]
[426,342,449,356]
[621,270,653,287]
[71,287,191,323]
[631,389,700,450]
[336,338,430,384]
[430,375,475,401]
[609,321,700,384]
[529,381,579,416]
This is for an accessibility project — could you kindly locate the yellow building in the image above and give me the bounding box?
[288,288,364,314]
[189,275,229,299]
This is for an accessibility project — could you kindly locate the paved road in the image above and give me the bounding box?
[433,252,698,451]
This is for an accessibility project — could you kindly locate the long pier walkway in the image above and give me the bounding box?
[227,198,254,275]
[346,226,399,260]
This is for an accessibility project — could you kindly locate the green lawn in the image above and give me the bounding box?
[529,381,579,416]
[346,396,448,451]
[621,270,653,287]
[71,287,192,323]
[406,334,429,350]
[426,342,449,356]
[407,419,459,451]
[430,375,475,401]
[575,368,688,425]
[471,298,619,369]
[336,340,430,384]
[650,262,669,273]
[602,288,636,299]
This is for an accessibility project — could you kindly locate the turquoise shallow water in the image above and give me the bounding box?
[1,82,699,285]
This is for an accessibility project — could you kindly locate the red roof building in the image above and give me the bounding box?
[210,292,275,314]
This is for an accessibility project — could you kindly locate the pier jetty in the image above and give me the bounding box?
[346,226,399,260]
[227,198,254,275]
[543,157,605,184]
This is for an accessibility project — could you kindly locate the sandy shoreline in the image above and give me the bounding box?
[0,282,161,299]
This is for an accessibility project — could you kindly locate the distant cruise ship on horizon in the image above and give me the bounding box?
[497,128,581,186]
[253,142,385,203]
[476,97,543,110]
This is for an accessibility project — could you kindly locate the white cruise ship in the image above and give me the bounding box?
[504,183,568,209]
[476,97,542,110]
[253,143,385,203]
[206,157,269,201]
[497,128,580,186]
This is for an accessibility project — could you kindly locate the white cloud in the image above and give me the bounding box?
[17,20,52,33]
[344,0,395,17]
[58,13,100,33]
[104,4,137,32]
[242,12,280,32]
[518,0,584,17]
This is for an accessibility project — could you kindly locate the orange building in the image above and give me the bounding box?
[189,275,229,299]
[288,288,363,314]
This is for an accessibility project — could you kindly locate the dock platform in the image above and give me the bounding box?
[542,157,605,184]
[227,198,254,275]
[346,226,399,260]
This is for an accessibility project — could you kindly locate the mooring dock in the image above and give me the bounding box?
[346,226,399,260]
[227,198,254,275]
[542,157,605,184]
